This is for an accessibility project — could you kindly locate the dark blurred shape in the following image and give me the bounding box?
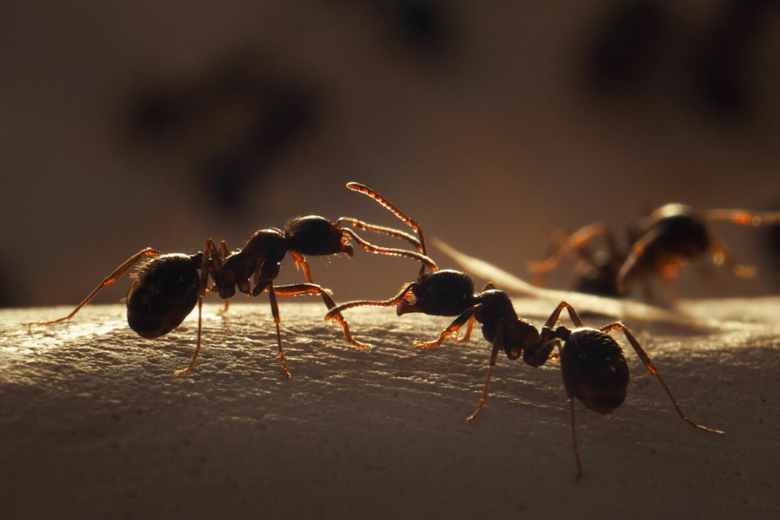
[127,55,317,215]
[765,201,780,275]
[574,252,624,298]
[0,270,10,307]
[691,0,780,120]
[584,0,669,93]
[395,0,448,52]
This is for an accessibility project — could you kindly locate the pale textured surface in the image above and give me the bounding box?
[1,297,780,520]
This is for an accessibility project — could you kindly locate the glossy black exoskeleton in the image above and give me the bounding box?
[29,183,436,378]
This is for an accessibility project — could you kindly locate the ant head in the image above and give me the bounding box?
[397,270,475,317]
[126,253,201,338]
[287,216,354,257]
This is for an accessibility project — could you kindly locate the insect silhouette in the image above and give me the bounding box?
[528,203,780,299]
[28,182,436,378]
[325,206,723,478]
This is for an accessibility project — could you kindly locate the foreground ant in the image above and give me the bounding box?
[528,203,780,299]
[29,183,436,378]
[327,270,723,478]
[324,200,722,478]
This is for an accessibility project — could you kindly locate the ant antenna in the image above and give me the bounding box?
[346,182,433,277]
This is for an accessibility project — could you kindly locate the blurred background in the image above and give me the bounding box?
[1,0,779,308]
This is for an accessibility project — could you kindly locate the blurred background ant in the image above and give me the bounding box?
[528,203,780,301]
[325,194,723,479]
[28,183,436,378]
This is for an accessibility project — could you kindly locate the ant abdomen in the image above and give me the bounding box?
[640,206,710,266]
[126,254,201,339]
[560,329,629,414]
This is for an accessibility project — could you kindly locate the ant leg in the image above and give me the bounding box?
[209,243,232,313]
[324,283,415,321]
[600,322,724,435]
[527,223,612,285]
[543,301,585,329]
[341,229,438,273]
[616,227,663,293]
[336,218,423,252]
[415,306,480,348]
[29,248,161,330]
[173,245,214,376]
[466,320,505,423]
[452,315,477,343]
[708,237,757,279]
[703,209,780,225]
[274,282,370,349]
[553,340,584,479]
[458,282,494,341]
[218,240,229,260]
[267,285,292,379]
[322,283,417,347]
[289,251,314,283]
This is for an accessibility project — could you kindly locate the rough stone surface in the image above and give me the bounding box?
[1,296,779,519]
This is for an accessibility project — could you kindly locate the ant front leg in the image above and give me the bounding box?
[453,283,493,343]
[289,250,314,283]
[273,282,370,350]
[466,320,504,423]
[452,315,477,344]
[527,223,612,285]
[415,306,480,348]
[600,322,724,436]
[28,247,161,330]
[323,283,417,347]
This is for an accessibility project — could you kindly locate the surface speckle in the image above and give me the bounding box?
[1,299,780,519]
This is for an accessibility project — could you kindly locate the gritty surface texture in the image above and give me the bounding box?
[1,298,780,519]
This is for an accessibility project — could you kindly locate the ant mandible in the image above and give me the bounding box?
[324,200,723,478]
[528,203,780,299]
[28,182,436,378]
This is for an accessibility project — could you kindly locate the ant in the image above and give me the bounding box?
[528,203,780,299]
[324,206,723,479]
[326,270,724,478]
[28,182,436,378]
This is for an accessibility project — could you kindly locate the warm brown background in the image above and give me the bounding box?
[1,0,779,309]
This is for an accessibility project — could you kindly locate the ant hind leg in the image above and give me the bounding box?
[28,247,161,330]
[600,322,724,435]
